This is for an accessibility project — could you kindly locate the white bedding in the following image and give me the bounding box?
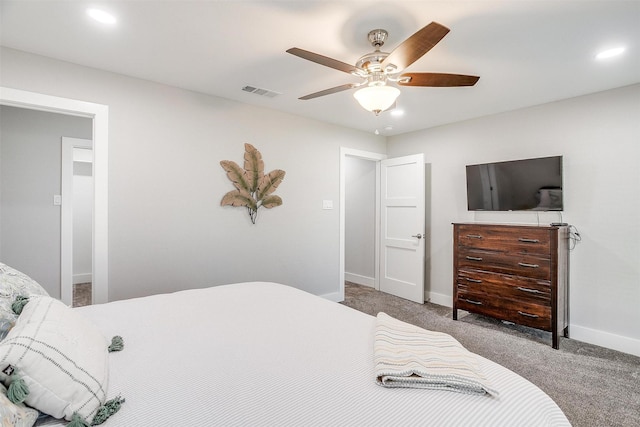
[39,282,570,426]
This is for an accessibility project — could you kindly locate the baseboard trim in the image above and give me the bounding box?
[345,272,374,288]
[321,291,343,303]
[569,324,640,357]
[426,291,452,307]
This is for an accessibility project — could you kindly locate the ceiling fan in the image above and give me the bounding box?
[286,22,479,115]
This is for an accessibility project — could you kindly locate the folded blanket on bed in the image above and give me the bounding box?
[374,312,499,397]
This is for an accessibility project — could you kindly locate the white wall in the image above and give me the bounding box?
[345,156,376,286]
[0,47,386,301]
[387,84,640,356]
[0,105,92,297]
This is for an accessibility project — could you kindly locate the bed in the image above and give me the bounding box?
[3,280,570,426]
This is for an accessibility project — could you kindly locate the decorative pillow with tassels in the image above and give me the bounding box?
[0,295,124,425]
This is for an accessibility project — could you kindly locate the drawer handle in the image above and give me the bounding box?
[518,262,539,268]
[518,311,540,318]
[466,234,483,239]
[518,238,540,243]
[466,256,483,261]
[462,298,483,305]
[465,278,482,283]
[517,286,544,295]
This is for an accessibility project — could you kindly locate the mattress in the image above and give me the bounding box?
[38,282,570,426]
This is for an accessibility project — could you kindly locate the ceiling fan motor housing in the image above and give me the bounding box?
[356,51,389,72]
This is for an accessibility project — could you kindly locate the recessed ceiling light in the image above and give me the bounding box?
[87,8,117,25]
[595,47,625,60]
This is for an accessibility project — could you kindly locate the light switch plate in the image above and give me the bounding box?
[322,200,333,210]
[53,195,62,206]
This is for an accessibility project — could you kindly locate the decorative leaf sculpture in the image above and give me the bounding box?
[220,143,285,224]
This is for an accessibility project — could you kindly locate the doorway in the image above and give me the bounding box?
[61,138,93,306]
[0,87,109,304]
[340,148,385,301]
[340,147,427,304]
[344,155,378,288]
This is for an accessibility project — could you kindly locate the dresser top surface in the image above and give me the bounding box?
[453,222,565,230]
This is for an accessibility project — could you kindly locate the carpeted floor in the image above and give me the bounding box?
[72,282,92,307]
[341,282,640,427]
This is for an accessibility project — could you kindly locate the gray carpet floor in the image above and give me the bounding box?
[341,282,640,427]
[72,282,92,307]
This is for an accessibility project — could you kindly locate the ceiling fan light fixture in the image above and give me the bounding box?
[353,85,400,115]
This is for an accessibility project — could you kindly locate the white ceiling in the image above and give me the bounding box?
[1,1,638,136]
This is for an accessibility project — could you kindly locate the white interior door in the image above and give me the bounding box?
[379,154,425,303]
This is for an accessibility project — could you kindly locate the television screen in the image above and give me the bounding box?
[466,156,563,211]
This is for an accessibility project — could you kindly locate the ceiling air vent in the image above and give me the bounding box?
[241,85,281,98]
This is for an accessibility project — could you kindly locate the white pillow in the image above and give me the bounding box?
[0,295,109,422]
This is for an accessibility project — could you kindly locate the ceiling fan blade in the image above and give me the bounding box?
[398,72,480,87]
[381,22,450,72]
[299,83,360,100]
[287,48,360,75]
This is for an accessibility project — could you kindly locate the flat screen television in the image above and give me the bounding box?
[466,156,563,211]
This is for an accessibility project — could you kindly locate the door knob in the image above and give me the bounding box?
[411,233,423,239]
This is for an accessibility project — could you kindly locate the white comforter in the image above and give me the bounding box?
[40,282,570,426]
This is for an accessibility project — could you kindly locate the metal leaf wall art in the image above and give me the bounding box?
[220,143,285,224]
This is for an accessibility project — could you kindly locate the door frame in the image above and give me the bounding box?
[0,87,109,304]
[339,147,386,301]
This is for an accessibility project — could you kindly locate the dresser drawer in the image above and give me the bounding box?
[457,224,551,255]
[457,269,551,304]
[457,291,552,331]
[458,248,551,280]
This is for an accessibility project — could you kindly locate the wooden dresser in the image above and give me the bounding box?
[452,223,569,349]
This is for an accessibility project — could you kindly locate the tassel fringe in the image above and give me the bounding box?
[66,395,125,427]
[7,374,29,404]
[91,395,125,426]
[67,413,89,427]
[108,336,124,352]
[11,295,30,315]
